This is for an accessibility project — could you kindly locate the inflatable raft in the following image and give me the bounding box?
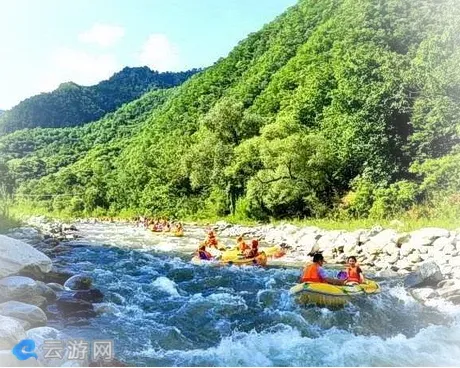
[290,280,380,307]
[219,246,285,262]
[191,251,268,267]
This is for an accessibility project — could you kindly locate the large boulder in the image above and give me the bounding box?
[409,228,450,247]
[0,235,52,278]
[73,289,104,303]
[55,293,96,318]
[0,301,47,328]
[404,261,443,288]
[26,327,78,367]
[335,233,359,255]
[0,276,48,307]
[364,229,397,255]
[295,233,320,255]
[0,315,26,349]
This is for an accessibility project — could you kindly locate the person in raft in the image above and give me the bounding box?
[343,256,365,284]
[244,239,260,259]
[205,230,220,249]
[300,253,344,285]
[197,243,213,260]
[236,236,250,252]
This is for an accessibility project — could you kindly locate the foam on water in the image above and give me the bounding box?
[135,322,460,366]
[152,276,181,297]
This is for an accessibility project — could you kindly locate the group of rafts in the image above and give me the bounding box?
[192,231,380,307]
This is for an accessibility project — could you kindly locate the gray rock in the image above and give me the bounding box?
[446,295,460,304]
[432,237,452,252]
[26,327,75,367]
[409,228,450,246]
[46,283,66,292]
[365,229,398,255]
[0,350,39,367]
[55,293,96,318]
[334,233,359,254]
[395,232,410,246]
[10,317,31,330]
[449,256,460,267]
[0,235,52,278]
[295,234,319,255]
[404,261,443,288]
[410,288,438,301]
[408,251,422,263]
[437,285,460,298]
[437,279,458,288]
[0,276,45,305]
[375,269,399,278]
[0,315,26,349]
[0,301,47,328]
[400,242,419,257]
[63,275,93,290]
[394,259,412,271]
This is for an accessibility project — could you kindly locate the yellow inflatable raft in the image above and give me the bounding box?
[191,251,268,267]
[290,280,380,307]
[220,246,284,262]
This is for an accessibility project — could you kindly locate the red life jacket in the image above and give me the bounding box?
[300,263,325,283]
[346,266,361,283]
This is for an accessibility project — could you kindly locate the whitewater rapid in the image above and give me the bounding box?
[24,222,460,366]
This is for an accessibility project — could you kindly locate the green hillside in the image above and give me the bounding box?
[0,67,198,134]
[3,0,460,223]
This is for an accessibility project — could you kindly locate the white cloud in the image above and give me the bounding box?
[138,34,181,72]
[38,48,120,92]
[78,23,125,47]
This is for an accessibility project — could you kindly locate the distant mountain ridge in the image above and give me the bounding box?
[0,66,199,134]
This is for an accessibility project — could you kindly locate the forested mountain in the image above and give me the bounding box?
[2,0,459,222]
[0,67,198,134]
[0,110,4,116]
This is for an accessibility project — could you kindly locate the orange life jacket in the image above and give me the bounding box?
[300,263,325,283]
[238,241,249,252]
[346,266,361,283]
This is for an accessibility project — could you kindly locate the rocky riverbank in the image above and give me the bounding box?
[0,218,119,367]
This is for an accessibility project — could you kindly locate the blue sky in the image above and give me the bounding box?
[0,0,297,110]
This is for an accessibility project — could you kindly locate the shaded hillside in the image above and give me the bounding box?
[5,0,460,222]
[0,67,198,134]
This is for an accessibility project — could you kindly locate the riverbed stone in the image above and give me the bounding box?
[408,251,422,263]
[295,233,320,255]
[0,276,47,306]
[335,233,359,255]
[364,229,397,255]
[404,261,443,288]
[56,293,96,317]
[0,301,47,328]
[432,237,452,252]
[409,228,450,246]
[64,274,93,290]
[73,289,104,303]
[0,349,39,367]
[0,235,52,279]
[0,315,26,349]
[410,288,438,302]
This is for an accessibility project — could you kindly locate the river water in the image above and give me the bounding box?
[31,223,460,366]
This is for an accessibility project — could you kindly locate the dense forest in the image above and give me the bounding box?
[1,0,459,223]
[0,67,198,134]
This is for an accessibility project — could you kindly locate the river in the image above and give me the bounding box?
[26,222,460,366]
